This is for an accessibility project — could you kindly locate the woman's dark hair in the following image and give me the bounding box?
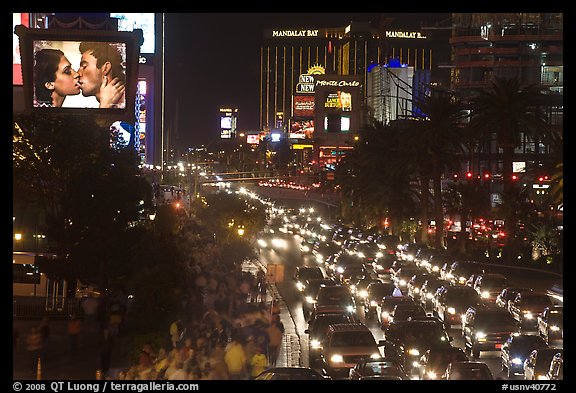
[79,41,126,84]
[34,48,64,104]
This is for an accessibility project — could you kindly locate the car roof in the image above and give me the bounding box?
[328,323,370,332]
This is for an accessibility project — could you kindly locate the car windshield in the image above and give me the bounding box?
[388,324,449,344]
[363,361,401,375]
[511,336,548,352]
[369,284,396,297]
[317,288,353,305]
[310,315,353,337]
[475,312,517,328]
[429,351,467,368]
[524,296,553,306]
[332,331,376,347]
[451,367,492,380]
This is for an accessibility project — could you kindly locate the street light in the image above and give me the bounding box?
[237,225,245,237]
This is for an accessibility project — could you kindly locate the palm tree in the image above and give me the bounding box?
[467,77,548,242]
[409,92,469,248]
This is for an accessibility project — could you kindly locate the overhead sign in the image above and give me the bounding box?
[272,29,319,37]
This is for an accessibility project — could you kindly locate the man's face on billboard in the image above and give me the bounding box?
[78,50,102,97]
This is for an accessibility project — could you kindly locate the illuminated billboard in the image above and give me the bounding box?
[289,119,314,139]
[324,91,352,111]
[111,13,155,54]
[247,134,260,144]
[293,95,315,117]
[220,116,232,130]
[15,25,142,118]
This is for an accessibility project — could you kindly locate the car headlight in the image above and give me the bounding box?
[375,264,384,270]
[550,325,560,331]
[296,282,305,291]
[337,267,344,274]
[537,375,549,380]
[426,371,438,379]
[330,354,344,363]
[523,311,534,319]
[347,305,355,313]
[408,348,420,356]
[458,276,467,284]
[426,293,433,299]
[370,300,378,307]
[382,312,390,319]
[413,288,420,294]
[475,332,486,339]
[376,252,383,258]
[357,252,365,258]
[481,291,490,298]
[302,245,310,252]
[310,340,322,349]
[305,296,316,304]
[512,358,523,365]
[447,307,456,315]
[399,279,407,286]
[432,265,439,272]
[358,290,368,298]
[370,353,380,359]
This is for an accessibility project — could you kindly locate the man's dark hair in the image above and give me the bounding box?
[79,41,126,84]
[34,48,64,103]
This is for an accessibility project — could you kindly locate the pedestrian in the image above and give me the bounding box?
[170,319,184,349]
[26,327,43,375]
[267,315,284,367]
[223,332,247,380]
[249,345,268,379]
[67,314,82,356]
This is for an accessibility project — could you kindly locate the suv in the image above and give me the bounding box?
[433,285,481,328]
[500,333,548,378]
[314,285,356,317]
[293,266,324,293]
[304,312,355,367]
[461,304,519,358]
[509,291,554,331]
[473,272,509,302]
[319,323,385,379]
[537,306,563,344]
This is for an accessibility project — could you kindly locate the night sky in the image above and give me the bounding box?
[163,13,445,150]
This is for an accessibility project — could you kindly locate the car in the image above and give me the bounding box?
[319,323,385,379]
[301,278,338,318]
[389,303,427,324]
[537,306,563,345]
[462,304,519,358]
[293,266,324,293]
[363,282,397,319]
[473,272,509,302]
[500,333,548,378]
[419,277,447,311]
[424,252,454,276]
[313,241,340,265]
[448,261,484,286]
[313,285,357,318]
[416,346,469,380]
[496,287,533,310]
[340,264,372,285]
[524,348,563,381]
[353,241,382,264]
[442,361,494,380]
[376,295,415,328]
[305,312,356,367]
[406,272,433,301]
[433,285,482,328]
[392,266,421,289]
[509,291,554,331]
[254,366,329,380]
[348,357,408,380]
[372,253,397,276]
[384,320,453,373]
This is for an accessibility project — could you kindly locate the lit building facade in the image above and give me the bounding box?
[450,13,563,201]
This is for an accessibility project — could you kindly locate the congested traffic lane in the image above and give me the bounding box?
[257,216,561,380]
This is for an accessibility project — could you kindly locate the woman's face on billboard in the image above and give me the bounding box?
[53,55,80,97]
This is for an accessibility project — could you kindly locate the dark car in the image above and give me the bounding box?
[353,241,382,264]
[363,282,397,319]
[348,357,408,380]
[254,367,329,380]
[442,361,494,380]
[305,312,356,367]
[496,287,533,311]
[293,266,324,293]
[501,333,548,378]
[392,266,421,289]
[473,272,509,302]
[416,346,469,380]
[462,304,519,358]
[376,295,415,328]
[406,272,433,301]
[433,285,482,328]
[314,285,356,317]
[509,291,554,330]
[384,320,453,373]
[447,261,484,286]
[313,241,340,265]
[301,278,338,318]
[390,303,427,323]
[419,277,447,311]
[524,348,563,381]
[537,306,563,345]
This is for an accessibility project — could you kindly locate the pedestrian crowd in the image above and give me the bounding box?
[112,261,284,380]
